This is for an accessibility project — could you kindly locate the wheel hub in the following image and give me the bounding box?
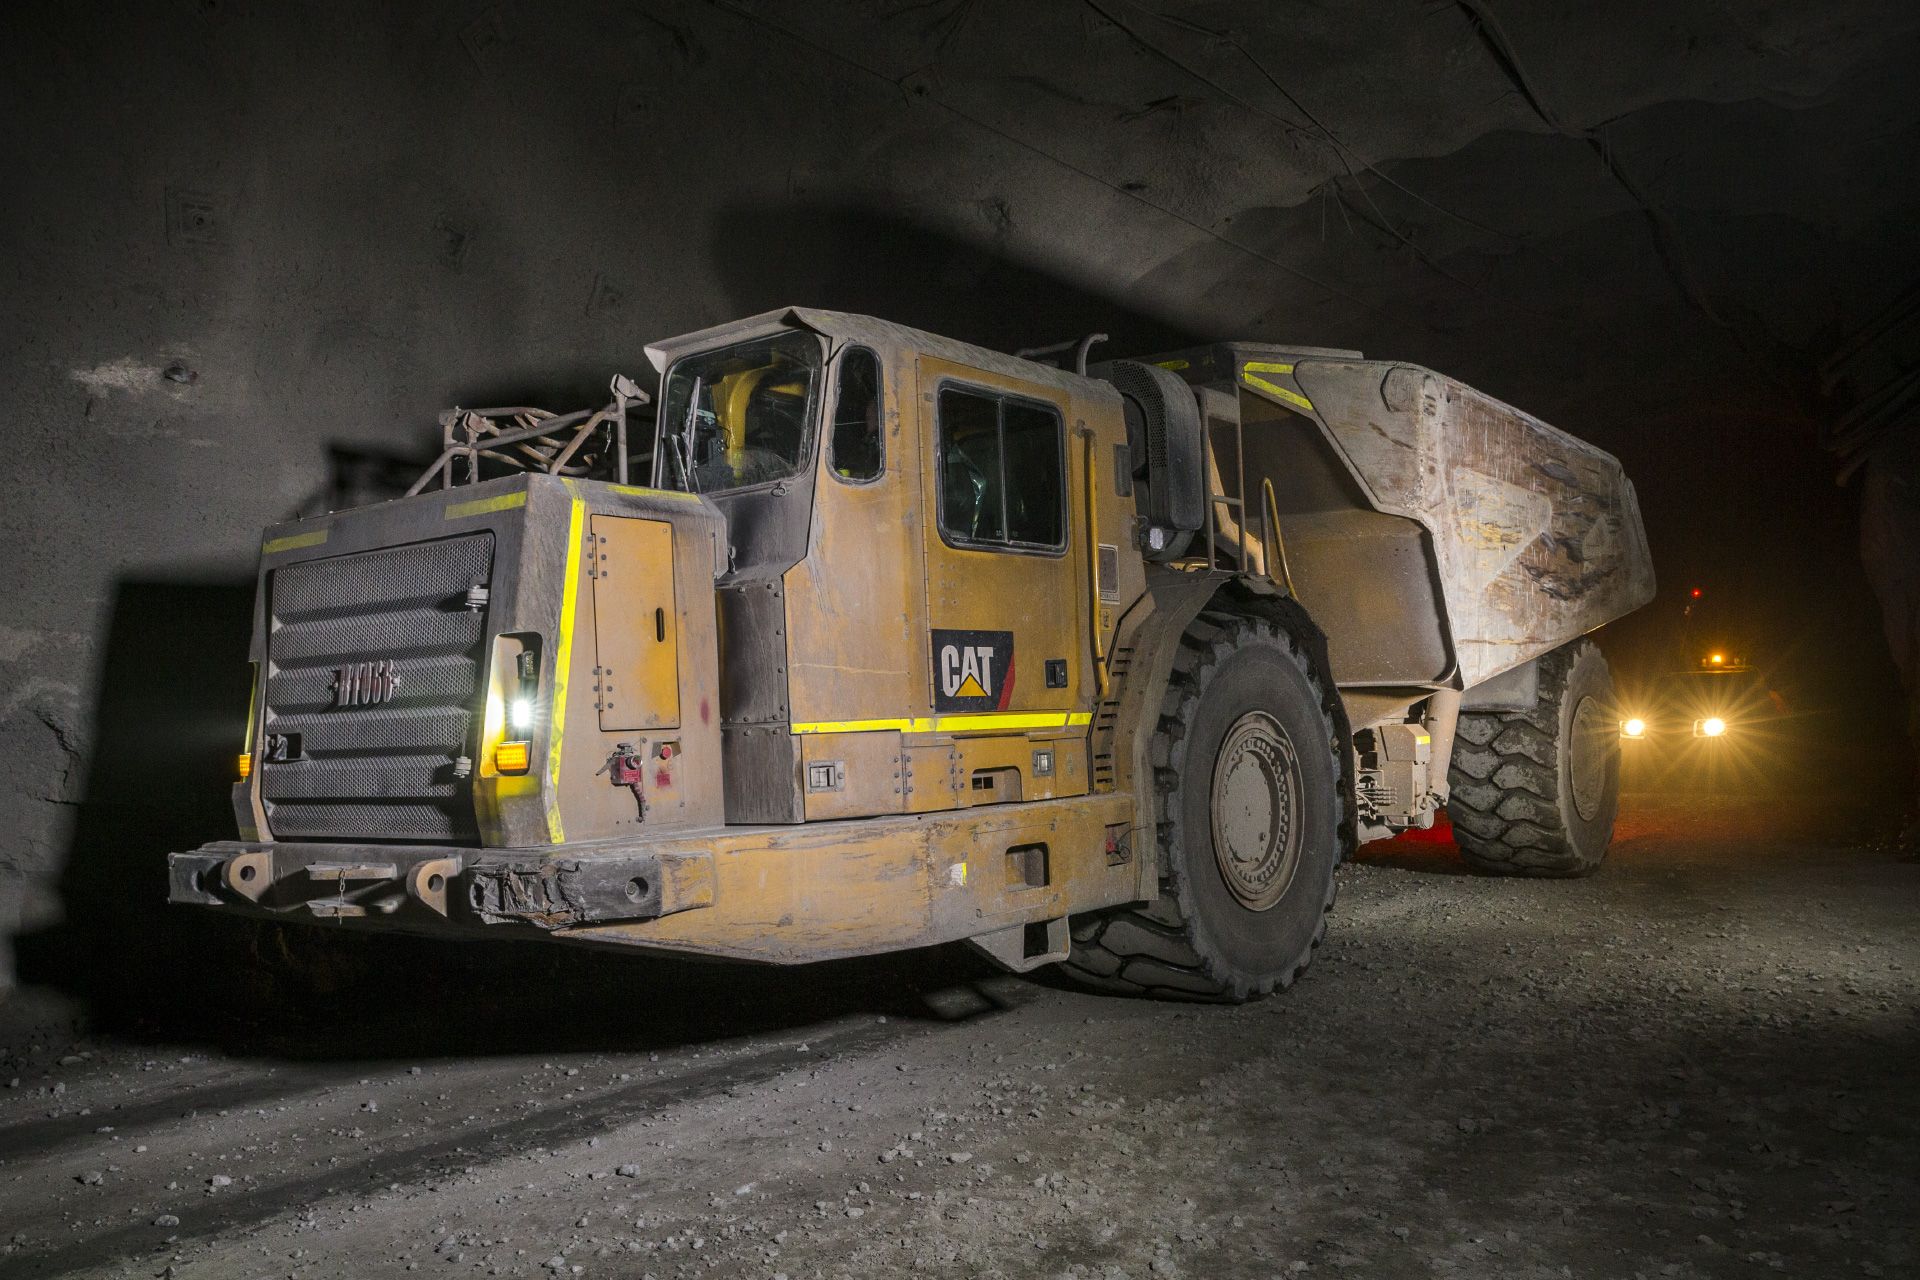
[1569,694,1612,822]
[1209,711,1305,911]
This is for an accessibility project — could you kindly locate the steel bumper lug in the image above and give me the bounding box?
[407,856,464,917]
[220,850,273,902]
[169,842,714,931]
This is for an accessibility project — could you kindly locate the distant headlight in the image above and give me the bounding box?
[509,697,535,732]
[1697,716,1728,738]
[1621,717,1647,739]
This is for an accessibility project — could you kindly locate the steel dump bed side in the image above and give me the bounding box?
[1150,344,1655,694]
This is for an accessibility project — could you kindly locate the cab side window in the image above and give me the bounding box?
[828,348,883,482]
[936,385,1066,552]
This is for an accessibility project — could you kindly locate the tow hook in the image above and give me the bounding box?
[599,742,647,821]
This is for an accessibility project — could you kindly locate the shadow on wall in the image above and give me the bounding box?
[12,579,257,1026]
[707,202,1203,360]
[292,444,434,519]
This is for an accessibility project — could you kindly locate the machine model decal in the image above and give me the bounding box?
[331,658,401,707]
[932,629,1015,713]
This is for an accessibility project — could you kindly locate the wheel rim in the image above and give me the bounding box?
[1209,711,1304,911]
[1569,694,1612,822]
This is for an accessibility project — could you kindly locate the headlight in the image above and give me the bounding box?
[509,697,535,732]
[1697,716,1727,738]
[1621,717,1647,739]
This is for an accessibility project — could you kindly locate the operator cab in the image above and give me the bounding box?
[644,307,1137,826]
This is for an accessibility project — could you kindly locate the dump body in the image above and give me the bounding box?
[1143,342,1655,717]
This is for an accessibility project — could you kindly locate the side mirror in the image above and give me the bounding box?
[1093,360,1204,561]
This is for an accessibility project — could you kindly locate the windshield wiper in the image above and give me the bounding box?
[668,375,701,492]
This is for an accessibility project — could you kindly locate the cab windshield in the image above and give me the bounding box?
[657,331,821,493]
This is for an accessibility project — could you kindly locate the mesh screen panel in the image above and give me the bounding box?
[262,534,495,843]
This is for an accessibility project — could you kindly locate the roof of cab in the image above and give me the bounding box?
[644,307,1110,400]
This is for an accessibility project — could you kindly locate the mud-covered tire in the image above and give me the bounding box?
[1448,640,1620,877]
[1061,614,1345,1002]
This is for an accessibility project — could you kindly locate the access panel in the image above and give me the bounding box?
[590,516,680,731]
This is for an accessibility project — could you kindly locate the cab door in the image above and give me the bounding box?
[915,355,1090,794]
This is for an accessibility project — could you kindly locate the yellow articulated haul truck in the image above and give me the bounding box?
[169,308,1654,1000]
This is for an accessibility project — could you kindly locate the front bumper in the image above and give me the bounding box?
[168,795,1143,965]
[168,840,713,933]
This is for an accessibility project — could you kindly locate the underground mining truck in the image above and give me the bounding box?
[169,308,1654,1001]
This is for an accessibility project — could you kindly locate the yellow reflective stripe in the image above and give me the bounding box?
[789,710,1095,735]
[1243,360,1295,374]
[1242,372,1314,412]
[1153,358,1190,371]
[242,662,259,755]
[545,491,586,844]
[790,717,933,734]
[608,484,703,503]
[936,710,1093,731]
[261,528,327,555]
[445,491,527,520]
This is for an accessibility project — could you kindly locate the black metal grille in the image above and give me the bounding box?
[261,534,495,843]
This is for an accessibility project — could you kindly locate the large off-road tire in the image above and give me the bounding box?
[1447,639,1620,877]
[1061,614,1346,1001]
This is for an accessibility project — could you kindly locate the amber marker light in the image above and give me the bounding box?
[1621,718,1647,739]
[237,752,253,780]
[1709,652,1725,665]
[495,740,532,775]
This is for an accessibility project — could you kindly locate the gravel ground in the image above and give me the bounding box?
[1,792,1914,1279]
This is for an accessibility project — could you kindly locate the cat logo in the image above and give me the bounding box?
[931,628,1015,713]
[944,646,994,699]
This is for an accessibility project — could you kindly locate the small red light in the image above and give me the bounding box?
[1689,588,1702,598]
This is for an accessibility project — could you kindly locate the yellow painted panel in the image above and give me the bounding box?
[591,516,680,732]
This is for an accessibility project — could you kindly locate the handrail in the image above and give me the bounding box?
[405,375,651,497]
[1080,425,1111,700]
[1260,477,1298,598]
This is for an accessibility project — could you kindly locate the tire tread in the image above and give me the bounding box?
[1060,614,1349,1001]
[1446,640,1615,878]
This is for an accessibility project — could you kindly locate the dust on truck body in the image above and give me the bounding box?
[170,309,1653,1000]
